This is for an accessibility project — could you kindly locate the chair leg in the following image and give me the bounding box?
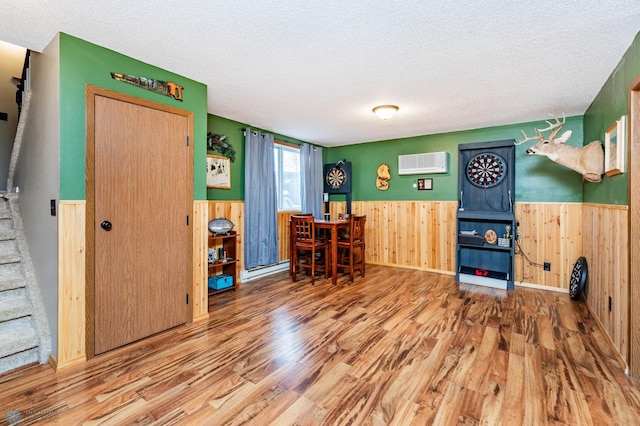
[292,247,298,282]
[349,247,354,282]
[310,248,315,285]
[325,245,330,280]
[360,245,365,278]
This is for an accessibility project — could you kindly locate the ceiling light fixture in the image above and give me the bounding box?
[372,105,399,120]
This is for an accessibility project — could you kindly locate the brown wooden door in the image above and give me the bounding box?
[92,94,190,355]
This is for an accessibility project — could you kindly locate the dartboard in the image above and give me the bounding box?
[466,153,507,188]
[326,167,347,189]
[569,257,588,300]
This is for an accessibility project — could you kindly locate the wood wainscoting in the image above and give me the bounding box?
[192,201,209,321]
[513,202,583,291]
[583,203,630,368]
[58,201,87,370]
[327,201,583,290]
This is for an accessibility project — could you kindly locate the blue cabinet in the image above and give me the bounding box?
[456,141,516,290]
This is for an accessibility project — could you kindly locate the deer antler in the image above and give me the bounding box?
[515,113,566,145]
[537,113,566,140]
[515,129,542,145]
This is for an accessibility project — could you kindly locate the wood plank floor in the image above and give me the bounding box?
[1,265,639,425]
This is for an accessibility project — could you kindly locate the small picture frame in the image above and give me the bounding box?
[604,115,626,176]
[206,155,231,189]
[417,178,433,190]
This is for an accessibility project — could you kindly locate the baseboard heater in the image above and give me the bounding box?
[458,266,508,290]
[240,261,289,282]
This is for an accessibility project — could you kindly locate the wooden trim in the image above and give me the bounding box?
[48,354,57,371]
[57,201,87,370]
[274,139,300,149]
[628,75,640,376]
[85,86,95,359]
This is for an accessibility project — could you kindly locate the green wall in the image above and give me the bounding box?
[325,116,585,202]
[59,33,208,200]
[206,115,310,200]
[584,31,640,205]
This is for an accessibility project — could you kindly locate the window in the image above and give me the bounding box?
[274,143,301,211]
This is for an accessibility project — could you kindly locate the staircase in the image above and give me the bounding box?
[0,193,51,374]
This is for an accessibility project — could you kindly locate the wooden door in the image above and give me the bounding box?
[91,91,190,355]
[630,77,640,376]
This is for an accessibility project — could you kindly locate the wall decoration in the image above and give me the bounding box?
[206,155,231,189]
[517,114,603,183]
[417,178,432,190]
[466,153,506,188]
[324,160,352,214]
[376,163,390,190]
[604,115,626,176]
[110,72,183,101]
[207,132,236,162]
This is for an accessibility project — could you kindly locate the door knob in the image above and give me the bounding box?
[100,220,112,231]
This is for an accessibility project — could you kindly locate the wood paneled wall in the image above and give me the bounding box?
[278,212,297,262]
[192,201,209,321]
[583,203,629,366]
[329,201,458,273]
[57,201,87,370]
[328,201,582,289]
[514,202,583,290]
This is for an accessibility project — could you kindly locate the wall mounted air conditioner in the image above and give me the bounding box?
[398,151,448,175]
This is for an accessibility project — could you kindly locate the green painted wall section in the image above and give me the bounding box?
[59,33,208,200]
[206,115,310,200]
[584,31,640,205]
[325,116,585,202]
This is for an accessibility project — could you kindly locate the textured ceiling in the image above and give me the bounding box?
[1,1,639,146]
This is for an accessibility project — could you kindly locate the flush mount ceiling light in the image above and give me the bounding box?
[372,105,399,120]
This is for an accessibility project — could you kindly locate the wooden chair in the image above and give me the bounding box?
[337,213,350,240]
[336,215,366,281]
[291,215,329,284]
[288,213,314,276]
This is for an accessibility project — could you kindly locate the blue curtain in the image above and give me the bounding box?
[244,129,278,269]
[300,143,323,219]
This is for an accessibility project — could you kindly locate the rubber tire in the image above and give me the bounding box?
[569,256,588,300]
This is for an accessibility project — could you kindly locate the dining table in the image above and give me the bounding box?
[289,217,350,285]
[313,219,350,285]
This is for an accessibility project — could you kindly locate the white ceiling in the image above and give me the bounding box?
[1,1,639,147]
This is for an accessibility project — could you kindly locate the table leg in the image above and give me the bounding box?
[331,225,338,284]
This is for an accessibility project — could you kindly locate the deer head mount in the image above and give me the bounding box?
[516,114,603,183]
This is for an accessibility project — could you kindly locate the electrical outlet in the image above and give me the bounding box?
[543,262,551,271]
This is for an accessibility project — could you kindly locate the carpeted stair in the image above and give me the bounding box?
[0,194,51,374]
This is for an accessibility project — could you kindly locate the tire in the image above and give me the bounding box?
[569,256,588,300]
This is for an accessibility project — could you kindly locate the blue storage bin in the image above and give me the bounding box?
[208,274,233,290]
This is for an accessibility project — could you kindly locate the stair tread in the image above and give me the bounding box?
[0,278,26,292]
[0,317,38,358]
[0,253,21,265]
[0,211,10,219]
[0,230,16,241]
[0,291,30,322]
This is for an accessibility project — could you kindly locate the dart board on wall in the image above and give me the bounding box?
[466,153,507,188]
[323,162,352,194]
[326,167,347,190]
[457,140,515,213]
